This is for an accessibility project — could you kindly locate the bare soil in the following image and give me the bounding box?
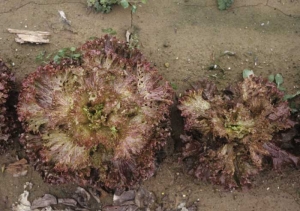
[0,0,300,210]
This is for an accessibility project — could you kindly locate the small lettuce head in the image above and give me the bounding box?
[178,76,298,189]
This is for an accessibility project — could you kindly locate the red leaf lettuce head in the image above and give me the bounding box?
[0,59,15,153]
[17,35,173,190]
[178,76,298,189]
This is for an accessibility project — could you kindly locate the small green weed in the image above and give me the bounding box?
[35,51,46,63]
[35,51,53,64]
[170,82,178,90]
[35,47,81,64]
[268,74,300,108]
[88,36,98,40]
[243,71,300,107]
[242,69,254,79]
[217,0,234,10]
[102,28,117,35]
[268,73,285,91]
[87,0,146,13]
[53,47,81,64]
[283,91,300,101]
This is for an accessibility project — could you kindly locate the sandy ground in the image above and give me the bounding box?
[0,0,300,210]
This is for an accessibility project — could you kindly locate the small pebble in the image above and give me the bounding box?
[163,43,170,48]
[164,63,170,68]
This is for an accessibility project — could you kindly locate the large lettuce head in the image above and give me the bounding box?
[17,35,173,190]
[178,76,298,189]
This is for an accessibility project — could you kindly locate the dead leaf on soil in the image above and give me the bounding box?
[5,158,29,177]
[31,194,57,209]
[7,28,50,44]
